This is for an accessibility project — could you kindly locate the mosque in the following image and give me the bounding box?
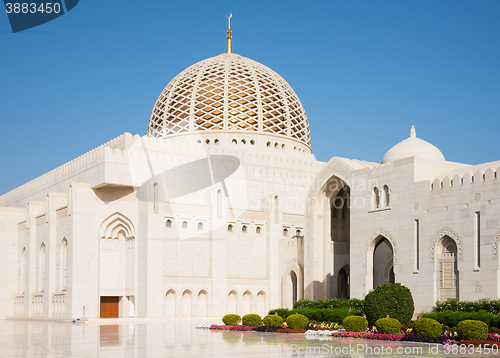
[1,18,499,320]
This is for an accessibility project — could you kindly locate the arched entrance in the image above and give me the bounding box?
[337,265,349,298]
[373,238,394,288]
[438,237,458,301]
[98,212,135,318]
[330,185,350,298]
[304,157,359,300]
[365,230,397,293]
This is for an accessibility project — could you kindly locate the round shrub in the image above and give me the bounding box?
[222,314,241,325]
[342,315,368,332]
[242,314,262,327]
[364,283,414,326]
[412,318,442,338]
[286,314,309,329]
[263,314,284,327]
[375,318,402,334]
[456,320,488,340]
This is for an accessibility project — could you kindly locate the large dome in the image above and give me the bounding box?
[147,53,311,147]
[382,126,445,164]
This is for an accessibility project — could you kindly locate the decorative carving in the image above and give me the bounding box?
[493,230,500,257]
[430,228,463,261]
[364,228,398,266]
[474,193,481,201]
[414,203,420,210]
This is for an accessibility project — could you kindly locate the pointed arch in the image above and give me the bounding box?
[256,290,266,316]
[165,289,177,317]
[99,212,135,241]
[282,261,303,308]
[430,227,463,261]
[227,289,238,314]
[197,289,208,317]
[493,229,500,260]
[242,290,252,315]
[60,238,68,291]
[364,228,398,266]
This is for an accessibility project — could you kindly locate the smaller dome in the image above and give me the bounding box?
[381,126,445,164]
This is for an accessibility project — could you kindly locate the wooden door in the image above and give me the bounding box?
[100,296,119,318]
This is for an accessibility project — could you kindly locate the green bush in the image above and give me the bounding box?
[286,314,309,329]
[343,315,368,332]
[456,320,488,340]
[263,314,284,327]
[269,307,362,323]
[490,326,500,334]
[364,283,414,326]
[432,298,500,314]
[421,310,500,329]
[374,318,402,334]
[222,314,241,325]
[242,314,261,327]
[293,298,365,311]
[411,318,442,338]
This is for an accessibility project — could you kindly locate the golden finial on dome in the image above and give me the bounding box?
[226,13,232,53]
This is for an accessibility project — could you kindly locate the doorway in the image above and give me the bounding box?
[100,296,119,318]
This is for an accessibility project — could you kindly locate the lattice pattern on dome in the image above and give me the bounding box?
[148,53,311,147]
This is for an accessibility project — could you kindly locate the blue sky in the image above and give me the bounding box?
[1,0,499,194]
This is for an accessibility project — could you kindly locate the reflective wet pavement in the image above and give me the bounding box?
[0,320,493,357]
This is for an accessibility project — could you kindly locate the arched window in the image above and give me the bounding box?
[242,225,247,233]
[266,141,271,148]
[283,228,288,236]
[250,140,255,145]
[217,189,222,218]
[282,144,285,150]
[274,196,279,223]
[60,239,68,291]
[228,224,233,232]
[197,139,201,144]
[296,229,301,237]
[241,139,246,144]
[38,243,46,292]
[20,248,26,294]
[198,222,203,230]
[256,226,261,234]
[232,139,237,145]
[383,185,390,207]
[205,139,210,145]
[153,182,158,213]
[214,139,220,145]
[274,142,278,148]
[166,219,172,227]
[373,187,380,209]
[294,147,297,151]
[182,221,188,229]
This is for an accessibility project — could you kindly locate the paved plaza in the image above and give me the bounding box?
[0,319,492,357]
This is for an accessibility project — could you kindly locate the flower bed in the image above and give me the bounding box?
[276,328,307,334]
[209,324,255,331]
[200,321,500,347]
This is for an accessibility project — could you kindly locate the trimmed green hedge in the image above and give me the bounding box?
[456,320,488,340]
[263,314,284,327]
[269,307,362,323]
[242,314,261,327]
[293,298,364,311]
[222,314,241,325]
[286,314,309,329]
[343,316,368,332]
[364,283,414,326]
[375,318,402,334]
[411,318,442,338]
[421,310,500,329]
[433,299,500,314]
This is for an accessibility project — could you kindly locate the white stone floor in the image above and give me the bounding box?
[0,319,492,357]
